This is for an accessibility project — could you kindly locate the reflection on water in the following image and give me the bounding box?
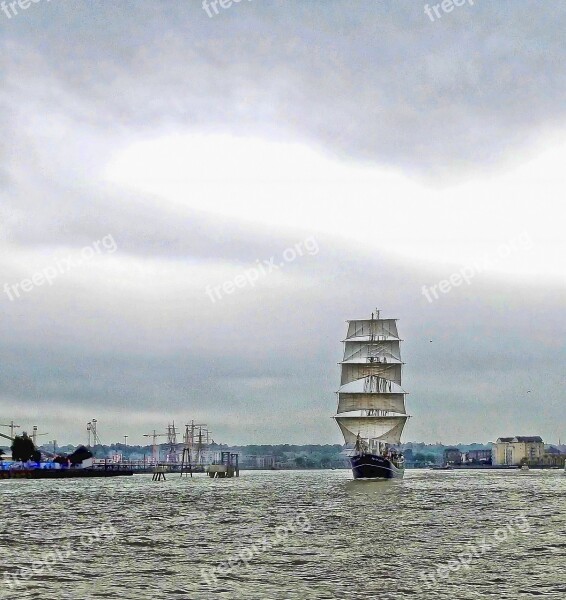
[0,469,564,599]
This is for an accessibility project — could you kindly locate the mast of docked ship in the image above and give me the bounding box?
[333,310,409,479]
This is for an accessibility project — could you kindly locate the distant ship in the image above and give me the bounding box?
[333,310,409,479]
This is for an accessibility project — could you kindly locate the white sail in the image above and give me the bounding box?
[335,416,408,445]
[342,340,401,363]
[346,319,399,340]
[339,376,406,395]
[337,393,406,414]
[334,311,410,448]
[341,363,401,386]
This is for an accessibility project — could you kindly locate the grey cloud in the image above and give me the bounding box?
[1,240,564,444]
[0,1,564,446]
[2,1,565,176]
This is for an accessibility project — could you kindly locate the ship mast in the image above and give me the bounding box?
[333,309,409,450]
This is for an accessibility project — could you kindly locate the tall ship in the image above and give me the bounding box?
[333,310,409,479]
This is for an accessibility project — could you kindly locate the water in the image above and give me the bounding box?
[0,469,564,599]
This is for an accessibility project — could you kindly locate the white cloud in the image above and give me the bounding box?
[107,133,566,283]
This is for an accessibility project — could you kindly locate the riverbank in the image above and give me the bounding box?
[0,469,134,479]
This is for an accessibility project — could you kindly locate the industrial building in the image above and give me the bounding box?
[492,436,545,466]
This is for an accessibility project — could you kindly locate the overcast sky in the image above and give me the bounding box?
[1,1,564,446]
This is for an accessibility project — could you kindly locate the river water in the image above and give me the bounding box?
[0,469,564,599]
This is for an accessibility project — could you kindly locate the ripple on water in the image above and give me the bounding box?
[0,470,564,599]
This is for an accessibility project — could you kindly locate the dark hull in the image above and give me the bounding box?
[351,453,404,480]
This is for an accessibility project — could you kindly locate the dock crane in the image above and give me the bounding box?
[0,421,20,439]
[86,419,102,447]
[143,430,168,464]
[32,426,49,447]
[0,429,56,458]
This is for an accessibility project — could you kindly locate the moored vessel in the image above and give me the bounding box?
[333,310,409,480]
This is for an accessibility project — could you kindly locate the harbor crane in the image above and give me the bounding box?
[0,421,20,439]
[143,430,168,463]
[32,426,49,446]
[86,419,102,447]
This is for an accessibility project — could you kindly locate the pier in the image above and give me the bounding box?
[206,452,240,478]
